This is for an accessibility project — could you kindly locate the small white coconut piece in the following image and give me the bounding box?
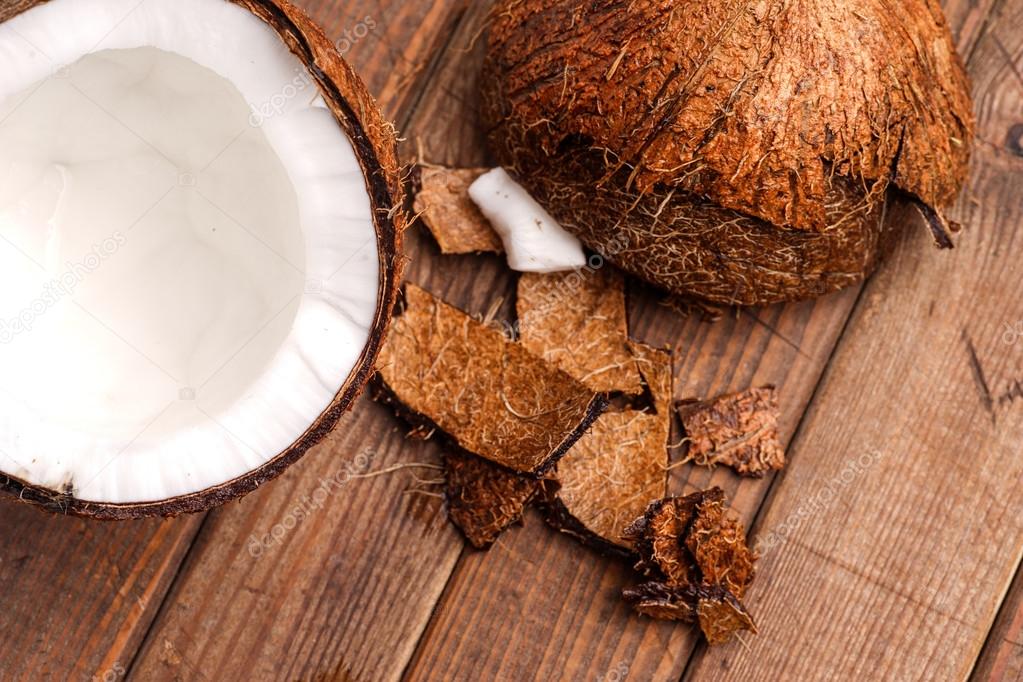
[468,167,586,273]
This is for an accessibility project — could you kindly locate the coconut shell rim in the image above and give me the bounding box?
[0,0,406,519]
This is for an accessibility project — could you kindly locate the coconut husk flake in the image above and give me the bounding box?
[517,268,642,394]
[375,285,606,474]
[678,386,785,477]
[621,488,758,643]
[413,166,502,254]
[623,582,756,644]
[443,451,541,549]
[544,409,667,554]
[514,265,672,550]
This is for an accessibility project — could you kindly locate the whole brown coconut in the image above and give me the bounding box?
[481,0,974,304]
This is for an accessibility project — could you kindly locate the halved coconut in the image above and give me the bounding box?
[0,0,404,517]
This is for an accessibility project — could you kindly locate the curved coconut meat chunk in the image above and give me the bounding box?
[0,0,379,504]
[468,168,586,273]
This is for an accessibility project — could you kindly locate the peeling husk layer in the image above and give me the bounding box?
[0,0,405,519]
[375,285,606,475]
[481,0,974,304]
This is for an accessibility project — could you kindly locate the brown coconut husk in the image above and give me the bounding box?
[524,297,671,553]
[375,285,607,475]
[542,409,668,556]
[516,267,642,394]
[413,166,503,254]
[623,582,757,644]
[0,0,406,519]
[443,451,543,549]
[678,386,786,477]
[621,488,758,642]
[481,0,974,304]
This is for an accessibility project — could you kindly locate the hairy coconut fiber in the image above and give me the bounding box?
[621,488,758,641]
[517,267,642,394]
[516,263,674,553]
[679,386,786,477]
[443,451,542,548]
[623,582,757,644]
[414,166,503,254]
[375,285,606,474]
[481,0,974,304]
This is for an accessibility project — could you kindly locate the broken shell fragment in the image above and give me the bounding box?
[443,450,542,549]
[678,386,786,477]
[414,166,503,255]
[375,284,606,475]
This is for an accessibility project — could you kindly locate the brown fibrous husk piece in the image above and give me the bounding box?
[543,410,667,555]
[413,166,503,254]
[622,582,757,644]
[695,588,759,645]
[374,284,607,475]
[622,489,724,586]
[678,386,786,477]
[481,0,974,304]
[443,451,541,549]
[517,267,642,394]
[621,488,758,643]
[686,493,757,599]
[542,342,672,553]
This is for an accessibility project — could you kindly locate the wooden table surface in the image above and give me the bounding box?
[2,0,1022,680]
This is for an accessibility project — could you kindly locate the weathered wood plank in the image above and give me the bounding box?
[0,510,203,680]
[974,564,1023,681]
[0,2,464,682]
[400,1,1001,679]
[684,1,1023,678]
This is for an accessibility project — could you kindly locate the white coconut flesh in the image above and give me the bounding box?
[0,0,380,504]
[468,167,586,273]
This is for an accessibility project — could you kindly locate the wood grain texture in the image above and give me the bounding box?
[128,404,465,682]
[964,5,1023,680]
[0,510,202,680]
[974,564,1023,681]
[685,0,1023,678]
